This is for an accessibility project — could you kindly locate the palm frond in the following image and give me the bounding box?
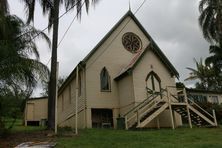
[0,14,50,95]
[199,0,208,13]
[198,0,222,43]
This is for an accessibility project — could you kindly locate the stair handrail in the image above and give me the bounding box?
[166,86,185,103]
[138,91,166,111]
[123,89,166,117]
[187,96,214,119]
[123,93,156,117]
[170,93,182,102]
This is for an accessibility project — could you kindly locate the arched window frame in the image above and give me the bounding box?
[100,67,111,92]
[145,71,161,94]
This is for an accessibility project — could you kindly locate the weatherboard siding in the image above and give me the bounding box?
[25,98,48,123]
[132,48,182,127]
[82,16,150,128]
[132,49,176,102]
[57,71,86,128]
[118,75,135,116]
[85,16,149,109]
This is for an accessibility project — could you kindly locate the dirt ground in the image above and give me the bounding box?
[0,130,56,148]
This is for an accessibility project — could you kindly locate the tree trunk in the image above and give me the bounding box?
[48,0,60,130]
[217,0,222,43]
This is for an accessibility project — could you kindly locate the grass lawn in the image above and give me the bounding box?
[56,128,222,148]
[3,118,45,132]
[0,118,48,147]
[2,119,222,148]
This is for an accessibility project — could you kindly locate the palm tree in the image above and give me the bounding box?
[0,14,50,94]
[205,44,222,71]
[0,14,50,132]
[12,0,98,130]
[1,0,98,130]
[199,0,222,43]
[205,44,222,90]
[185,58,215,90]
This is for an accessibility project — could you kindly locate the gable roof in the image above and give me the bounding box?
[115,45,148,80]
[114,42,179,80]
[58,10,179,94]
[82,10,179,77]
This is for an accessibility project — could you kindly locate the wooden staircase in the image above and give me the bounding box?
[172,105,215,127]
[137,102,168,128]
[124,90,167,129]
[123,87,217,129]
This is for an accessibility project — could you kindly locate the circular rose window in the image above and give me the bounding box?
[122,32,142,53]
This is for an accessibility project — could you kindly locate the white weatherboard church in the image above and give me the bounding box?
[56,11,217,129]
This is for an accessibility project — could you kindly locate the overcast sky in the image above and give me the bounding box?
[8,0,210,96]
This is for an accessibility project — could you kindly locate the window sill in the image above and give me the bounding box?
[101,90,111,92]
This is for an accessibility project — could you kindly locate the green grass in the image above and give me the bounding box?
[56,128,222,148]
[4,119,222,148]
[4,118,45,133]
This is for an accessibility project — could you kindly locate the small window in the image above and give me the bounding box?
[191,94,207,103]
[100,67,111,91]
[211,96,219,104]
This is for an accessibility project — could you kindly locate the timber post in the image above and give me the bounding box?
[212,109,218,127]
[183,88,192,128]
[125,116,128,130]
[75,65,79,134]
[137,110,140,127]
[167,86,175,129]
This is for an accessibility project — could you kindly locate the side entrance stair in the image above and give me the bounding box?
[123,87,217,129]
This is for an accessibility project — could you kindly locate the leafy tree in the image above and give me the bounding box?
[0,89,26,137]
[197,102,222,124]
[1,0,99,130]
[0,14,50,136]
[185,58,216,90]
[16,0,99,130]
[198,0,222,91]
[205,44,222,88]
[0,14,50,94]
[205,44,222,72]
[199,0,222,43]
[176,82,185,88]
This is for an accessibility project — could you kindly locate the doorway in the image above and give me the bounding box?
[91,109,113,128]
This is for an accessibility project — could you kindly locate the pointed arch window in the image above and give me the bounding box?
[100,67,111,91]
[146,71,161,94]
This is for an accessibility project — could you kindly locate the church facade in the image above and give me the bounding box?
[57,11,183,129]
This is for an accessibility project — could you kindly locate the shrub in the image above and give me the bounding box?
[198,102,222,124]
